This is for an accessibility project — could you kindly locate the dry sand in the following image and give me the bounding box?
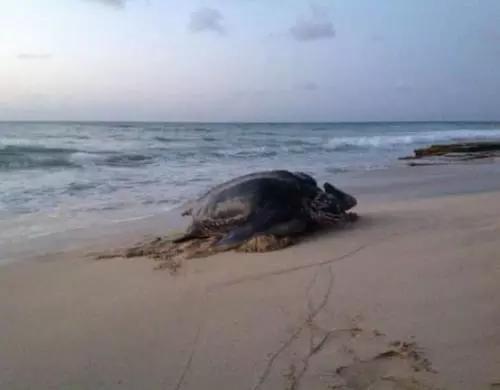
[1,191,499,389]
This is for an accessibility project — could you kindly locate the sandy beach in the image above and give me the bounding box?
[3,0,500,388]
[1,185,499,389]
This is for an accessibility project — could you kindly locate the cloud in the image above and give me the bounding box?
[0,102,10,113]
[297,82,319,91]
[395,81,413,92]
[189,7,225,34]
[480,28,500,42]
[290,5,335,41]
[17,53,53,60]
[84,0,128,8]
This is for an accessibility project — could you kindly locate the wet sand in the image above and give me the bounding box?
[1,189,500,389]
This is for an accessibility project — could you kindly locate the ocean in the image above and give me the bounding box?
[2,121,500,254]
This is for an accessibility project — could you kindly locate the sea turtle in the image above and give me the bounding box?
[175,170,357,251]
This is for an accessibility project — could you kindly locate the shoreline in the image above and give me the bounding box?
[1,187,500,388]
[3,161,500,265]
[2,122,500,265]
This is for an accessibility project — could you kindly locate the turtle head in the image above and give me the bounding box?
[323,182,357,211]
[306,183,357,226]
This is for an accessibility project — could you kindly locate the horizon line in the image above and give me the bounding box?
[1,119,500,124]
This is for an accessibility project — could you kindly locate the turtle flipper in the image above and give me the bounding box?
[181,208,193,216]
[263,218,307,236]
[214,223,257,251]
[172,224,204,243]
[214,208,295,251]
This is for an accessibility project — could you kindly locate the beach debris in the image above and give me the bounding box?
[332,337,438,390]
[275,317,439,390]
[400,141,500,166]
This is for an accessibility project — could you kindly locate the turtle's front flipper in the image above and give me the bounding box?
[172,224,204,243]
[264,218,307,236]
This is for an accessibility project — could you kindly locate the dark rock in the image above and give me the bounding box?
[400,141,500,165]
[414,142,500,157]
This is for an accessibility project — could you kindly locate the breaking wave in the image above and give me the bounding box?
[326,129,500,150]
[0,145,80,170]
[0,144,155,171]
[2,121,500,233]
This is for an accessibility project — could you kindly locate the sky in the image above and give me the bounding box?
[1,0,500,122]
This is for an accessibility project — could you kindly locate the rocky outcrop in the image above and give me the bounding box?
[414,142,500,157]
[401,141,500,165]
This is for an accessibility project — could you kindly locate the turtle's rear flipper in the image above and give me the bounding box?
[214,223,256,251]
[214,209,294,251]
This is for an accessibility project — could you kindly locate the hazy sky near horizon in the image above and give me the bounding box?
[1,0,500,121]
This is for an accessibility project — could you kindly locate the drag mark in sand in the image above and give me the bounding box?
[173,321,203,390]
[248,221,439,390]
[211,244,367,292]
[210,221,433,292]
[251,265,335,390]
[172,300,206,390]
[285,271,364,390]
